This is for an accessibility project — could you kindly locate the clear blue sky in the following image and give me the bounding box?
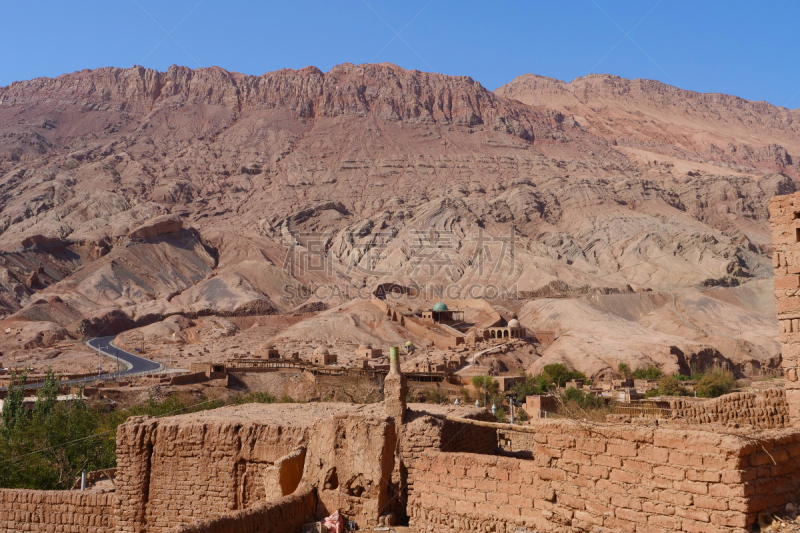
[2,1,799,108]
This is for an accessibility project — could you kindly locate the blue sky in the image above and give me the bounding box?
[2,1,799,108]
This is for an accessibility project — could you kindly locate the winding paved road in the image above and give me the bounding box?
[2,336,162,391]
[86,336,162,378]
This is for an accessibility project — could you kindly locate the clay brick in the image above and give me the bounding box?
[693,496,728,511]
[681,518,730,533]
[642,501,674,515]
[585,500,613,516]
[608,442,638,457]
[776,275,800,290]
[658,490,693,506]
[610,469,641,484]
[648,513,682,530]
[610,494,642,511]
[603,516,637,533]
[708,483,753,498]
[653,465,685,480]
[538,468,566,481]
[577,438,607,453]
[485,491,506,504]
[669,451,704,468]
[637,445,670,463]
[508,494,533,508]
[574,509,604,526]
[710,511,750,528]
[593,454,622,468]
[615,507,647,524]
[562,449,591,465]
[686,469,721,483]
[674,479,708,495]
[578,464,609,479]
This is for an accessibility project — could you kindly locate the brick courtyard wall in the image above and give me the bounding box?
[408,419,800,533]
[668,388,787,428]
[770,192,800,426]
[402,410,497,501]
[164,484,316,533]
[0,488,115,533]
[115,415,310,533]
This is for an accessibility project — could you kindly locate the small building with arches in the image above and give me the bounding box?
[479,318,527,339]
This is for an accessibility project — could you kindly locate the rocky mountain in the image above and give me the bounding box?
[0,63,793,379]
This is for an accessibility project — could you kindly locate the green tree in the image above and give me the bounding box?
[695,371,736,398]
[32,369,59,423]
[471,375,499,406]
[511,373,549,401]
[655,375,689,397]
[541,364,584,388]
[617,363,632,379]
[561,387,603,409]
[2,369,28,438]
[632,366,663,380]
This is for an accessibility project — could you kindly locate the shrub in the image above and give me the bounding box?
[541,364,586,388]
[695,370,736,398]
[515,408,528,424]
[633,365,663,380]
[561,387,603,409]
[511,373,549,401]
[617,363,632,379]
[425,388,450,405]
[656,375,690,397]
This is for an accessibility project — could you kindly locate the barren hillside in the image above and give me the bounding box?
[0,62,792,378]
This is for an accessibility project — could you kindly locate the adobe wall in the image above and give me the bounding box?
[408,419,800,533]
[164,484,316,533]
[115,403,394,533]
[667,388,787,428]
[770,192,800,425]
[402,407,497,488]
[0,488,116,533]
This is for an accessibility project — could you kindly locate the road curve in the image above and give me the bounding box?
[87,336,162,378]
[1,336,163,391]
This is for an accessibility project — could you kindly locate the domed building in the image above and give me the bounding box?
[481,317,527,339]
[310,346,337,366]
[354,344,382,359]
[421,301,464,324]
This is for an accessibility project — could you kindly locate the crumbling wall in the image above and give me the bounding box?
[770,192,800,425]
[164,484,316,533]
[264,447,306,500]
[408,420,800,533]
[115,415,310,533]
[668,388,787,428]
[303,415,396,528]
[0,488,115,533]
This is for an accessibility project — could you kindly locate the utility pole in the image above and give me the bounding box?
[98,345,102,378]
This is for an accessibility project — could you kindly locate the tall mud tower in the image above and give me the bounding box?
[770,192,800,425]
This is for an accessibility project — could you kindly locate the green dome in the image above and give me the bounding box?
[433,302,449,312]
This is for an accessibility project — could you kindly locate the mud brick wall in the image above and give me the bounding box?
[497,427,537,456]
[668,389,787,429]
[0,488,115,533]
[165,485,316,533]
[770,192,800,426]
[402,411,497,499]
[408,420,800,533]
[115,415,310,533]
